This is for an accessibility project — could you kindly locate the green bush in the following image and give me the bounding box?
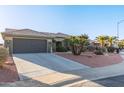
[87,45,96,52]
[56,45,67,52]
[101,47,107,52]
[94,50,104,55]
[94,47,104,55]
[0,47,8,69]
[107,47,115,53]
[81,46,87,52]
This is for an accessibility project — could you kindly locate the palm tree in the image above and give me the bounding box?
[108,36,117,47]
[68,34,89,55]
[96,35,106,47]
[118,39,124,49]
[79,34,89,46]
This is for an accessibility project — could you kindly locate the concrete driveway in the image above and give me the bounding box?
[13,53,90,80]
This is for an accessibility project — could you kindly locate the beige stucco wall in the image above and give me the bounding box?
[4,35,66,53]
[0,33,4,44]
[4,36,53,53]
[4,36,13,40]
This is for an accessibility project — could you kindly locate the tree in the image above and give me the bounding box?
[68,34,89,55]
[118,39,124,49]
[96,35,117,47]
[96,35,106,47]
[108,36,117,47]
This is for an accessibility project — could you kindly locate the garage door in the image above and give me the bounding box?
[13,38,47,53]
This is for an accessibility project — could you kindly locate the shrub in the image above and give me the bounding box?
[0,47,8,69]
[87,45,96,52]
[94,50,104,55]
[107,47,115,53]
[56,45,67,52]
[81,46,87,52]
[101,47,107,53]
[94,47,104,55]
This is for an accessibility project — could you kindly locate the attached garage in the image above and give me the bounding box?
[2,28,69,54]
[13,38,47,53]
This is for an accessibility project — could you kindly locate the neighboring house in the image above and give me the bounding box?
[1,28,69,54]
[89,40,100,47]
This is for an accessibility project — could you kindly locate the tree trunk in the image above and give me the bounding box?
[71,44,82,55]
[0,63,3,69]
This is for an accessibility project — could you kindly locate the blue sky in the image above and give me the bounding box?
[0,5,124,43]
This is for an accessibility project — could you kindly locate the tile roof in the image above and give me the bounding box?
[2,28,69,38]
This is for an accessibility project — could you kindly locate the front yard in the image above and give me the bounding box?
[56,52,123,68]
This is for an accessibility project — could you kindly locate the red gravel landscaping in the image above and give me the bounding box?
[0,56,19,82]
[56,52,123,68]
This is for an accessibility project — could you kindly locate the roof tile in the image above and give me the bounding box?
[3,28,69,38]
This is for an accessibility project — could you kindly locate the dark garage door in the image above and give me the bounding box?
[13,38,47,53]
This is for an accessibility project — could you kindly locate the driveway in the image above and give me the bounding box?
[3,52,124,87]
[72,75,124,87]
[13,53,90,80]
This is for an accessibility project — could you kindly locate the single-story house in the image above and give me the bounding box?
[1,28,69,54]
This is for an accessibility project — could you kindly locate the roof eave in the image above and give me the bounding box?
[2,33,56,39]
